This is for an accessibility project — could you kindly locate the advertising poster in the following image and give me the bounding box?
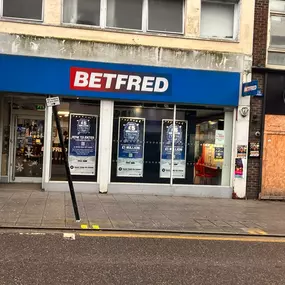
[160,120,188,179]
[237,145,247,159]
[117,117,145,177]
[249,142,260,158]
[214,147,224,160]
[235,158,244,178]
[215,130,225,145]
[68,114,97,175]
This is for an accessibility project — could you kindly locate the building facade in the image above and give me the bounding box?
[0,0,255,198]
[248,0,285,199]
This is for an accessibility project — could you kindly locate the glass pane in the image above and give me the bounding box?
[148,0,183,33]
[270,16,285,48]
[107,0,143,30]
[3,0,43,20]
[200,2,234,38]
[111,102,230,186]
[173,107,228,186]
[111,103,173,183]
[268,51,285,65]
[63,0,100,26]
[15,118,44,177]
[270,0,285,12]
[1,98,10,177]
[51,99,100,181]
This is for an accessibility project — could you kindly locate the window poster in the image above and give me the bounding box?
[68,114,97,176]
[160,119,188,179]
[214,147,224,160]
[117,117,145,177]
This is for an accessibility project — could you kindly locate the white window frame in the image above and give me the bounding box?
[199,0,240,41]
[61,0,185,35]
[0,0,44,22]
[267,1,285,68]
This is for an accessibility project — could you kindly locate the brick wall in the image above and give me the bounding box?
[252,0,269,67]
[246,0,268,198]
[246,73,264,199]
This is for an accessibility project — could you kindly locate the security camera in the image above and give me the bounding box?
[255,131,261,137]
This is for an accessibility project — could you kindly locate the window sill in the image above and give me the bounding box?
[61,23,240,44]
[0,17,43,25]
[0,19,240,45]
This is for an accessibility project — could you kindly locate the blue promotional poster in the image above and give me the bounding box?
[68,114,97,175]
[160,120,188,179]
[117,117,145,177]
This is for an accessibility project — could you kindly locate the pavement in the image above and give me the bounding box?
[1,186,285,235]
[1,230,285,284]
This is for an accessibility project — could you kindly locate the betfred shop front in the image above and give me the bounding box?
[0,54,241,198]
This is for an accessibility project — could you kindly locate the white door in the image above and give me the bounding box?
[9,115,45,183]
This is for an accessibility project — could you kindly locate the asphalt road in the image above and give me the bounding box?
[0,231,285,285]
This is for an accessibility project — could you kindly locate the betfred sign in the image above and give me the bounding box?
[70,67,170,94]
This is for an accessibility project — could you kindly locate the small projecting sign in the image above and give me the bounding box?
[46,97,60,107]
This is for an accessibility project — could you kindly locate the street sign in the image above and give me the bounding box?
[242,80,258,96]
[46,97,60,107]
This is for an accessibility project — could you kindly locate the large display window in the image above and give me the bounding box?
[51,99,100,182]
[111,102,232,186]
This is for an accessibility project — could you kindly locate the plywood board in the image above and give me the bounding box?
[264,115,285,134]
[262,133,285,196]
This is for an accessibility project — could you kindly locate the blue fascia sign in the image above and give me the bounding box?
[0,54,241,107]
[242,80,258,96]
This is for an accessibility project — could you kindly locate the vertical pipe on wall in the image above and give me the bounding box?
[170,104,176,186]
[42,104,53,190]
[98,100,114,193]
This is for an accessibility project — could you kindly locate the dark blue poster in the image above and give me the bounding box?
[160,120,187,178]
[117,117,145,177]
[68,114,97,175]
[214,147,224,160]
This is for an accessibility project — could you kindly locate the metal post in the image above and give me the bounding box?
[170,104,176,186]
[52,106,80,222]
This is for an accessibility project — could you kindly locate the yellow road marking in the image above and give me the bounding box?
[79,232,284,243]
[92,224,100,230]
[247,228,268,235]
[80,224,88,229]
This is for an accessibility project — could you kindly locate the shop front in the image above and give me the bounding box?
[0,54,241,198]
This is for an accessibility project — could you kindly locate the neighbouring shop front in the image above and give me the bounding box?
[260,71,285,198]
[0,54,241,198]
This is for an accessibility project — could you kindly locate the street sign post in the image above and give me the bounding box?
[46,97,80,222]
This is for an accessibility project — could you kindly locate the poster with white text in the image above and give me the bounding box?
[68,114,97,175]
[160,120,188,179]
[117,117,145,177]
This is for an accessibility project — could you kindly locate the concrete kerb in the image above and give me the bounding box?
[0,225,284,238]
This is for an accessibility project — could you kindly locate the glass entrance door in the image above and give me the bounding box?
[10,116,45,182]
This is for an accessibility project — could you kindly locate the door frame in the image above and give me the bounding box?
[8,111,45,183]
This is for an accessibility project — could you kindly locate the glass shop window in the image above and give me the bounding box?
[111,102,231,186]
[50,99,100,182]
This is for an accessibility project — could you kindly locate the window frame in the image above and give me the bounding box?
[0,0,44,22]
[267,1,285,67]
[199,0,240,41]
[61,0,185,35]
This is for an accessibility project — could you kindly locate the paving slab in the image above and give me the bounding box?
[1,188,285,235]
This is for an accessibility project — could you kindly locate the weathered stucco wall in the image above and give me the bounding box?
[0,33,248,73]
[0,0,255,56]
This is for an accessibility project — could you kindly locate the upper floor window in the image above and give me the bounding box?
[63,0,184,34]
[268,0,285,66]
[200,0,239,39]
[1,0,43,21]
